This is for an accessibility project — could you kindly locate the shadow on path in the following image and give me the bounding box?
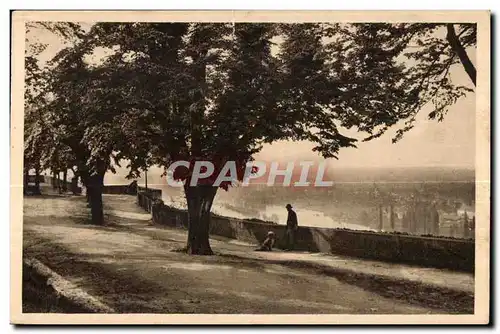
[218,253,474,314]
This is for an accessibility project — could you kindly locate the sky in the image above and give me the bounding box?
[27,22,477,170]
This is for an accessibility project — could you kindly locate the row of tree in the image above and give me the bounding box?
[24,22,476,254]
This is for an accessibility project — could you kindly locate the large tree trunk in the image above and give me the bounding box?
[87,173,105,225]
[446,24,476,86]
[184,185,218,255]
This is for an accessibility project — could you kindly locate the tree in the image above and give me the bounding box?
[43,44,127,224]
[24,22,84,195]
[328,23,476,142]
[35,22,476,253]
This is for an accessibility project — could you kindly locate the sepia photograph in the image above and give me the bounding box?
[10,10,490,325]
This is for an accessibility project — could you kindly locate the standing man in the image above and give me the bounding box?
[285,203,298,251]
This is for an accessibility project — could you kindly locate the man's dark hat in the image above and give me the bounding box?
[286,203,293,209]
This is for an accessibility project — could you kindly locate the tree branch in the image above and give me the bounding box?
[446,24,476,87]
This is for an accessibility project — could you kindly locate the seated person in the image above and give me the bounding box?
[255,231,276,251]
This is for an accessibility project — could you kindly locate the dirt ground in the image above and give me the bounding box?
[22,188,474,314]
